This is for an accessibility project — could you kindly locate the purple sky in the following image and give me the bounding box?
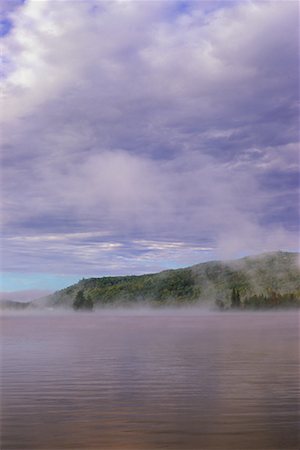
[1,0,299,292]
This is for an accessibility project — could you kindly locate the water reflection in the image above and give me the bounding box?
[1,311,299,449]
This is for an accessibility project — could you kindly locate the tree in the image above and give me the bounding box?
[73,290,85,310]
[216,298,225,309]
[85,294,94,310]
[73,290,94,311]
[236,289,240,306]
[231,288,241,308]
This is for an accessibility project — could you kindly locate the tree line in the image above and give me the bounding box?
[216,288,299,310]
[72,287,299,311]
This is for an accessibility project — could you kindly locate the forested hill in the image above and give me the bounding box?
[36,251,300,309]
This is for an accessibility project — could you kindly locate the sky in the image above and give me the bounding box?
[0,0,299,293]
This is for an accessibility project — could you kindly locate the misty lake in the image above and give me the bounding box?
[1,310,299,450]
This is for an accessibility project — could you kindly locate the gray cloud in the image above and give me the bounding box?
[1,0,298,281]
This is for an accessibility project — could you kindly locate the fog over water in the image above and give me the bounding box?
[1,310,299,450]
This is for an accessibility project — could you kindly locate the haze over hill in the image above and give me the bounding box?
[0,290,53,303]
[33,252,299,310]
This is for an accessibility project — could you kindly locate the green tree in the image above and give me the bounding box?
[216,298,225,309]
[73,290,85,310]
[231,288,241,308]
[85,294,94,310]
[73,290,94,311]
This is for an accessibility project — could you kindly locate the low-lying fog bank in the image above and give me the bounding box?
[1,306,299,318]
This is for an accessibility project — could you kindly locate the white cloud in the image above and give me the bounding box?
[1,0,298,277]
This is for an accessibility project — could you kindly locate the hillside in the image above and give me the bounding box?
[37,251,300,309]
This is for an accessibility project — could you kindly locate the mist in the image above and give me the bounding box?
[1,2,299,449]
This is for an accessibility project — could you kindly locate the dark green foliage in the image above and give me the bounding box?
[73,290,94,311]
[73,290,85,310]
[231,288,241,308]
[215,298,225,309]
[85,294,94,310]
[41,252,300,309]
[243,291,300,309]
[153,269,198,303]
[73,269,200,307]
[215,290,300,310]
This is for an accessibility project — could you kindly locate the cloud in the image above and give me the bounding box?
[1,0,299,280]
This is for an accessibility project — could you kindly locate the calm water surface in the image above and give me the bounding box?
[1,310,299,450]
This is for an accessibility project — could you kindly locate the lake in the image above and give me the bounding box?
[0,310,299,449]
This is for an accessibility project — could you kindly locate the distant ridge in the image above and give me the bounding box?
[35,251,300,309]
